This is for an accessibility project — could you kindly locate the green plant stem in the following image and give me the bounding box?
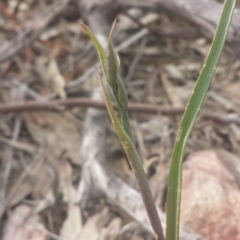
[80,20,164,239]
[126,139,164,240]
[166,1,236,240]
[97,71,165,240]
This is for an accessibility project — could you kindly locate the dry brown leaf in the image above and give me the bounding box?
[58,158,79,205]
[140,13,159,25]
[60,205,82,240]
[174,82,194,106]
[161,66,195,107]
[164,64,184,81]
[59,159,82,240]
[7,154,55,207]
[117,9,142,31]
[58,159,77,202]
[140,117,170,142]
[222,81,240,101]
[34,190,55,213]
[22,111,82,165]
[78,208,112,240]
[190,38,209,56]
[181,149,240,240]
[48,59,66,99]
[161,70,182,107]
[2,205,47,240]
[98,217,122,240]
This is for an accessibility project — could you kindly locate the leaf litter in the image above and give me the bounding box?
[0,1,240,240]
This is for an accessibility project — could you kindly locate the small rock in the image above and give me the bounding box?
[181,149,240,240]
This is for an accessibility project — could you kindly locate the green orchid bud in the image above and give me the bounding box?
[106,19,120,93]
[106,20,128,110]
[107,44,128,110]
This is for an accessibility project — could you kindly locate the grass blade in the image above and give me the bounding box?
[166,1,236,240]
[78,21,108,79]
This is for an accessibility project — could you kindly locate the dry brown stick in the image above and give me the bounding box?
[0,98,239,125]
[0,98,182,114]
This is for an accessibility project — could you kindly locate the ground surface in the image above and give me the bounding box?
[0,1,240,240]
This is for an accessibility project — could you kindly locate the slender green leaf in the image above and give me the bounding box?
[78,21,108,80]
[166,1,236,240]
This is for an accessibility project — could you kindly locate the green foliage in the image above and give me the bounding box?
[78,20,132,138]
[79,0,236,239]
[166,1,236,240]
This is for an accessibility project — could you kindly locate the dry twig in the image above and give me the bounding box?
[0,98,239,125]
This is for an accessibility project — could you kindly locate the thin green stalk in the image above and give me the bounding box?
[80,20,164,239]
[166,1,236,240]
[97,70,165,240]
